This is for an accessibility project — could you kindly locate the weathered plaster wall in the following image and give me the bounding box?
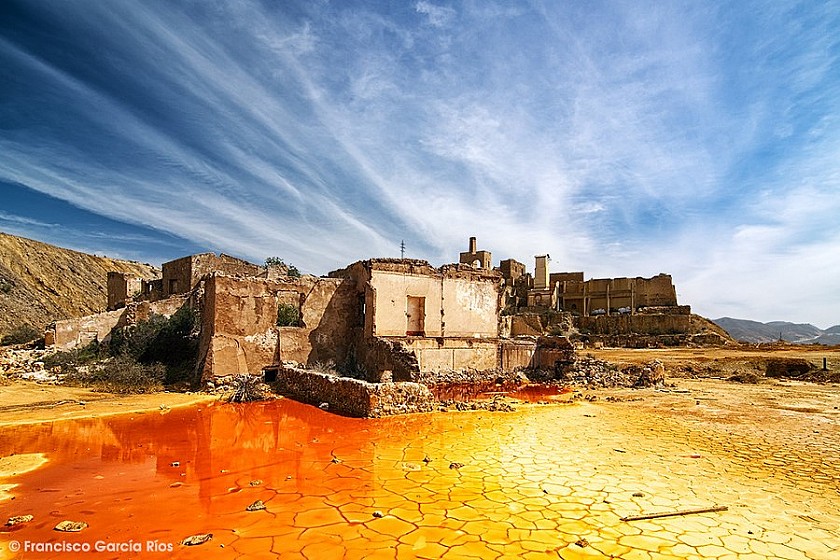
[369,270,444,337]
[441,277,499,338]
[199,275,358,380]
[403,338,500,372]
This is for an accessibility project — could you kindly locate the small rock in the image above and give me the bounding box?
[331,457,342,464]
[632,492,644,497]
[372,511,384,518]
[170,461,180,467]
[6,515,34,526]
[319,402,330,410]
[78,401,86,406]
[422,456,432,464]
[54,520,88,532]
[449,462,464,470]
[613,449,626,453]
[181,533,213,546]
[246,500,266,512]
[249,479,263,486]
[575,538,590,548]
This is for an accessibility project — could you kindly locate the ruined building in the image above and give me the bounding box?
[46,237,719,386]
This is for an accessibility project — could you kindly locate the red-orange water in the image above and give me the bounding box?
[1,397,838,559]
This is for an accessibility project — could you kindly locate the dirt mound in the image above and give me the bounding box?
[0,233,158,338]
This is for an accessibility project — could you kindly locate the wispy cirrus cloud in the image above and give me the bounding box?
[1,0,838,325]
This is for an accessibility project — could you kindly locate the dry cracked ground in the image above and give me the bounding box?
[0,349,839,559]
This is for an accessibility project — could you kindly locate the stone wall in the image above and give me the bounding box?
[578,313,693,336]
[274,366,437,418]
[198,274,358,381]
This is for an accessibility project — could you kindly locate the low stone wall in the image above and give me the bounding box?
[274,366,436,418]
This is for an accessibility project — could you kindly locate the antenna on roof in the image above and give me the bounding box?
[400,240,406,259]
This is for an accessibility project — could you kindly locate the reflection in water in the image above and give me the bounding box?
[1,398,838,559]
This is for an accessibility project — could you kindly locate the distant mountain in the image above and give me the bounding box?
[0,232,159,337]
[713,317,840,345]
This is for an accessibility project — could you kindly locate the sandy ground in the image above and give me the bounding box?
[0,380,216,427]
[587,344,840,371]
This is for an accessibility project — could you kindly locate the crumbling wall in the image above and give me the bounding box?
[46,296,189,350]
[198,275,357,381]
[107,272,145,310]
[634,274,678,308]
[162,253,264,298]
[354,337,420,382]
[274,366,436,418]
[578,313,693,336]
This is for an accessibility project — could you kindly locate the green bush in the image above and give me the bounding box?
[1,324,42,346]
[108,306,199,385]
[276,303,301,327]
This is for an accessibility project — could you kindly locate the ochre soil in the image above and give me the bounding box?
[1,348,838,560]
[587,344,840,378]
[0,380,215,427]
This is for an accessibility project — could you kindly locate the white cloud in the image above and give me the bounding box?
[415,1,456,28]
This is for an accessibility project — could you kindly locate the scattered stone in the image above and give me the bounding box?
[613,448,626,453]
[449,462,464,470]
[169,482,184,488]
[318,402,330,410]
[402,462,421,471]
[6,515,33,526]
[54,520,88,532]
[422,456,432,464]
[372,511,384,518]
[249,479,263,486]
[574,538,590,548]
[181,533,213,546]
[331,457,341,464]
[170,461,180,467]
[632,492,645,497]
[246,500,267,512]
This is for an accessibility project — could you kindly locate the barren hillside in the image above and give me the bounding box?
[0,232,159,337]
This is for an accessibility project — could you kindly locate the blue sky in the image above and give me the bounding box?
[1,1,838,327]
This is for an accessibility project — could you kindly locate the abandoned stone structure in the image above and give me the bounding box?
[46,237,714,400]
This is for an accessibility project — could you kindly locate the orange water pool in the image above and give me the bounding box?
[1,397,837,559]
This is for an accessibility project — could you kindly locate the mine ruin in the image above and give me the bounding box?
[43,238,728,416]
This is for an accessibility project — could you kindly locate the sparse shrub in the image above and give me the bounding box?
[228,374,267,402]
[65,356,165,394]
[43,340,103,370]
[265,257,301,278]
[310,360,339,375]
[729,372,762,384]
[276,303,301,327]
[1,324,42,346]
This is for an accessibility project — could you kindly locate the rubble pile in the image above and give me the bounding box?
[558,356,666,388]
[0,347,59,381]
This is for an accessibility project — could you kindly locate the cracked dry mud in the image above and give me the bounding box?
[0,379,838,559]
